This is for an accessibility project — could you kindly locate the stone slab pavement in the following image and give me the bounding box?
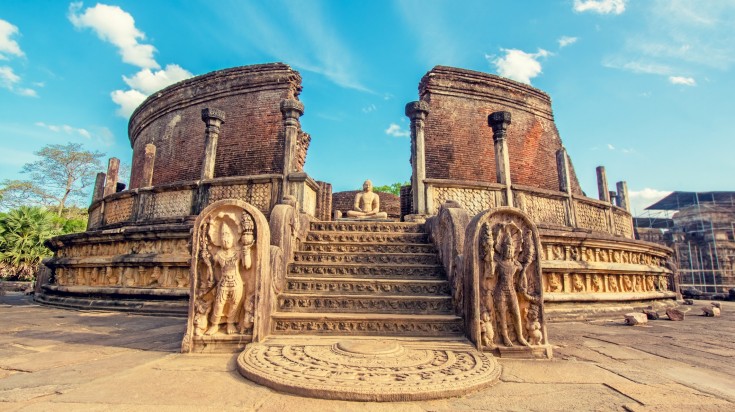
[1,294,733,411]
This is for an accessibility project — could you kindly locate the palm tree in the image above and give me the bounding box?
[0,207,61,281]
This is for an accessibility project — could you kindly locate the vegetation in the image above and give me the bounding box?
[0,142,100,281]
[370,181,410,196]
[0,143,104,217]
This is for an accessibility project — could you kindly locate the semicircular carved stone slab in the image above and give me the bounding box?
[237,339,500,401]
[182,199,270,353]
[462,207,552,359]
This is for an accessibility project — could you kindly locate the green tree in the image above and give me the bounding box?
[371,181,410,196]
[0,206,61,281]
[0,143,105,217]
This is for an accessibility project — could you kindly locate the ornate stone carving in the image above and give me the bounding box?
[516,192,567,227]
[236,339,500,401]
[463,207,551,358]
[104,197,134,224]
[431,187,496,216]
[574,201,609,233]
[182,199,270,353]
[208,183,272,215]
[149,190,193,219]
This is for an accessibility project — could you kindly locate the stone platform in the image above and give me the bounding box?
[3,294,734,410]
[237,337,500,401]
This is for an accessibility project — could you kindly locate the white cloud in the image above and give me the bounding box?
[489,49,551,85]
[111,89,147,117]
[0,19,24,59]
[0,65,36,97]
[628,188,672,215]
[573,0,627,15]
[122,64,192,94]
[385,123,410,138]
[668,75,696,86]
[607,143,615,150]
[558,36,578,48]
[602,58,672,75]
[362,104,377,114]
[68,2,158,69]
[35,122,92,139]
[69,3,193,117]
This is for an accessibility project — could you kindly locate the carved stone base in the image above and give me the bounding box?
[237,338,500,401]
[492,345,553,359]
[187,333,253,353]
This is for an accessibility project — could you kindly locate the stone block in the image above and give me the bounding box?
[666,308,685,321]
[702,306,721,317]
[624,313,648,325]
[643,309,659,320]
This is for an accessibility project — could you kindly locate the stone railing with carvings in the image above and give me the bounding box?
[86,173,322,230]
[424,179,634,239]
[540,232,676,302]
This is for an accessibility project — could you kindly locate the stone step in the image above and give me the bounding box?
[293,251,440,265]
[270,313,464,337]
[288,263,445,279]
[285,278,451,296]
[300,242,436,254]
[277,294,454,315]
[310,221,424,233]
[305,231,429,244]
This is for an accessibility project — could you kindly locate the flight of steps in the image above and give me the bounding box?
[270,221,464,337]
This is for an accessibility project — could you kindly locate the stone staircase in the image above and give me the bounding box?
[270,221,464,337]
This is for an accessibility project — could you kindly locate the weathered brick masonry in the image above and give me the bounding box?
[128,64,302,188]
[419,66,583,195]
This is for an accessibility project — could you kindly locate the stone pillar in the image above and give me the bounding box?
[141,143,156,187]
[556,147,571,193]
[103,157,120,197]
[616,181,630,211]
[92,172,106,201]
[200,108,226,180]
[406,101,430,215]
[280,99,305,197]
[596,166,610,203]
[489,111,513,207]
[556,147,576,226]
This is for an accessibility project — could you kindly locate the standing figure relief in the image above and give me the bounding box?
[479,221,543,349]
[194,210,257,336]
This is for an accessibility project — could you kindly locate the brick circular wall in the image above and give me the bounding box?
[128,63,302,189]
[332,191,400,219]
[419,66,583,195]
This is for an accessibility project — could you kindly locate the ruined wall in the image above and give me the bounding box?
[128,64,303,188]
[419,66,583,195]
[332,191,400,219]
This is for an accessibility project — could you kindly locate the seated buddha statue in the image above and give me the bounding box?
[345,180,388,219]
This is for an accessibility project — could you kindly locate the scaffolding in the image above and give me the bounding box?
[635,191,735,294]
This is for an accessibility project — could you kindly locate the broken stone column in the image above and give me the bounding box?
[609,191,618,207]
[596,166,610,203]
[92,172,106,201]
[103,157,120,197]
[489,111,513,207]
[141,143,156,187]
[200,108,226,180]
[556,147,571,193]
[406,100,430,215]
[280,99,305,175]
[616,181,630,211]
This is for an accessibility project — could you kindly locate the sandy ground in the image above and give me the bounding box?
[1,294,733,412]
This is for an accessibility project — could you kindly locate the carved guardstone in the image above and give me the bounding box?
[463,207,552,359]
[181,199,270,353]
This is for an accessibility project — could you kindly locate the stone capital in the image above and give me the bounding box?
[201,107,226,124]
[280,99,305,120]
[405,101,430,120]
[488,111,512,141]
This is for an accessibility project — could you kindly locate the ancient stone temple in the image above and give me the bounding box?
[37,63,676,400]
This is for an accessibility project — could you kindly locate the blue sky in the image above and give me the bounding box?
[1,0,733,216]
